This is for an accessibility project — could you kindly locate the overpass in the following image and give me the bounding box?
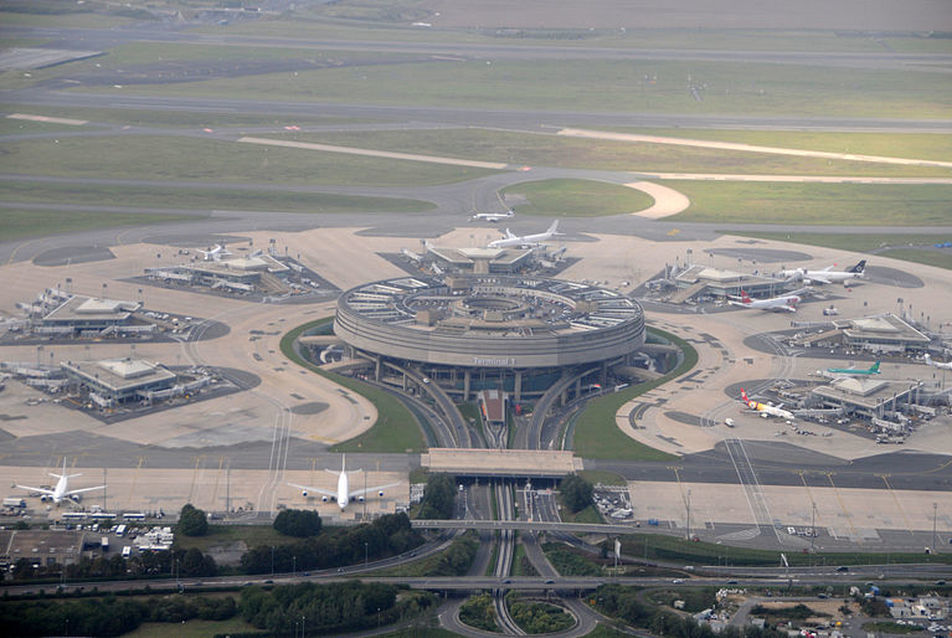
[411,519,642,534]
[421,448,583,479]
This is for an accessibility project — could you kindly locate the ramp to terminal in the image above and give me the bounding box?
[422,448,582,478]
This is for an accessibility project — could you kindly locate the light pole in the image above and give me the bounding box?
[933,502,938,555]
[364,541,368,567]
[271,546,274,577]
[292,555,296,577]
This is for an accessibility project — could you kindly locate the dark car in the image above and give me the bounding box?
[836,566,849,572]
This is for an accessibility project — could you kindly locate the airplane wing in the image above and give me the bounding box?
[779,305,798,313]
[806,275,831,285]
[14,484,54,496]
[287,482,336,499]
[349,482,401,499]
[64,485,106,497]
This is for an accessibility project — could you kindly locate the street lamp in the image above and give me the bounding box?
[364,541,368,566]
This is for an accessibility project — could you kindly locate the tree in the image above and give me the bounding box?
[418,473,455,519]
[273,509,322,537]
[559,474,593,513]
[176,503,208,537]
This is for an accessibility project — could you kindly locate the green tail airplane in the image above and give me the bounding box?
[827,361,881,375]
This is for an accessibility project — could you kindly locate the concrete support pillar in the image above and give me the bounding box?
[561,389,568,406]
[374,356,382,382]
[574,378,582,401]
[601,360,609,386]
[514,371,523,403]
[463,369,471,402]
[402,372,408,392]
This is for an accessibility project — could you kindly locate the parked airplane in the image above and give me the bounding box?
[924,354,952,370]
[471,209,514,222]
[488,220,560,249]
[198,244,231,261]
[15,459,106,504]
[777,260,866,286]
[740,388,795,420]
[827,361,881,376]
[287,455,399,510]
[729,288,806,313]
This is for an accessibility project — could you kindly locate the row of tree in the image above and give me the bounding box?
[241,512,423,574]
[239,581,435,635]
[0,593,236,637]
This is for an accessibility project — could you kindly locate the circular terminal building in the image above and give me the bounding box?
[334,275,645,400]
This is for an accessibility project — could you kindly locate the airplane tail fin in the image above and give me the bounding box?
[548,220,560,235]
[870,361,880,373]
[850,259,867,274]
[740,290,752,303]
[740,388,749,403]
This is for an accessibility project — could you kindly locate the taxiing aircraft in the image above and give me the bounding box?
[15,459,106,504]
[924,354,952,370]
[777,260,866,286]
[287,455,399,510]
[740,388,795,420]
[471,209,515,223]
[198,244,231,261]
[827,361,881,376]
[729,289,806,313]
[488,220,560,249]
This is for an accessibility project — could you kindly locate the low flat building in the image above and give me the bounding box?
[811,376,923,420]
[38,295,145,336]
[835,314,931,354]
[62,358,176,407]
[670,264,793,302]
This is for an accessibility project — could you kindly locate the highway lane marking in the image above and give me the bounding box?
[237,136,509,170]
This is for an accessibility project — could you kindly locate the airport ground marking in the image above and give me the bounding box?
[826,472,859,543]
[878,474,915,535]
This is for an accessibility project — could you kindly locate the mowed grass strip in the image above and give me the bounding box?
[4,135,498,186]
[0,209,197,242]
[667,181,952,225]
[294,128,952,177]
[605,128,952,164]
[572,328,696,461]
[727,232,952,271]
[101,57,952,119]
[500,179,654,217]
[0,103,375,128]
[0,181,434,214]
[280,320,425,453]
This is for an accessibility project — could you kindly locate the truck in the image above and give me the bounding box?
[121,546,132,559]
[101,536,110,552]
[3,497,26,509]
[115,524,127,537]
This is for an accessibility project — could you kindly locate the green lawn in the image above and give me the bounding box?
[1,181,433,214]
[572,328,695,461]
[121,616,258,638]
[606,128,952,163]
[280,320,425,453]
[0,209,197,242]
[501,179,653,216]
[862,621,926,634]
[83,57,952,119]
[726,232,952,271]
[1,103,375,128]
[668,182,952,226]
[292,128,952,177]
[4,135,499,187]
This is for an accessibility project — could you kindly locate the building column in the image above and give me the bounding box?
[463,369,471,402]
[514,371,523,403]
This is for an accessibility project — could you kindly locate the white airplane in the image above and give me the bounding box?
[287,455,399,510]
[488,220,561,249]
[925,354,952,370]
[15,459,106,505]
[740,388,796,420]
[471,209,515,223]
[198,244,231,261]
[777,260,866,286]
[728,288,807,313]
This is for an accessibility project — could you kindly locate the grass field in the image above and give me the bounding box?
[608,128,952,164]
[90,56,952,119]
[279,320,425,453]
[501,179,654,217]
[122,616,257,638]
[0,103,374,129]
[0,209,197,242]
[623,532,952,566]
[572,328,696,461]
[727,232,952,271]
[1,180,433,214]
[293,128,952,177]
[668,182,952,226]
[4,135,497,187]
